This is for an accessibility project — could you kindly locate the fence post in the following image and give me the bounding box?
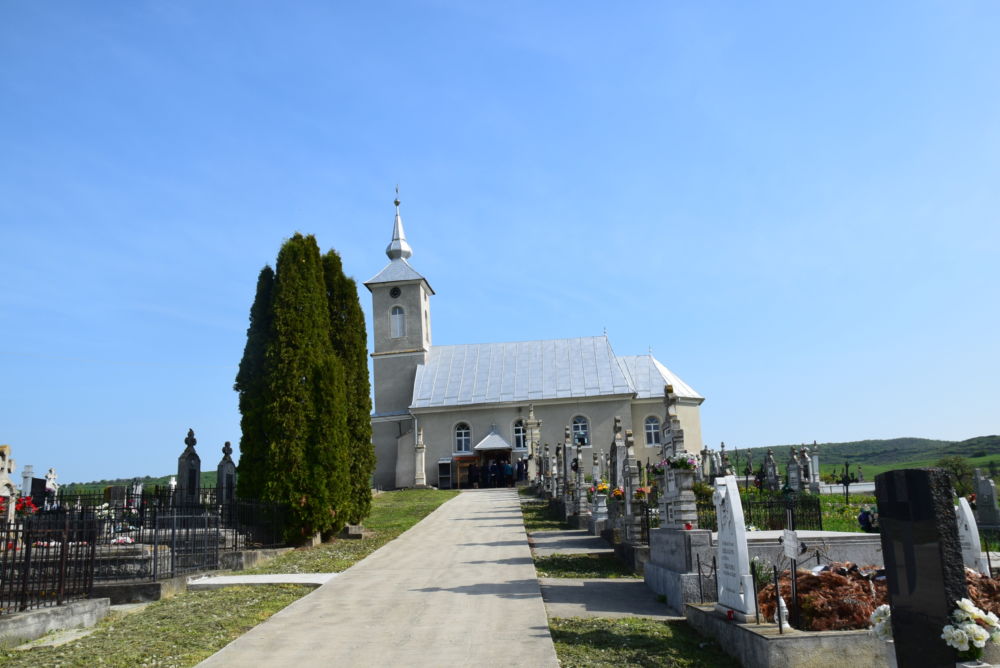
[18,521,33,612]
[170,510,177,579]
[697,553,704,603]
[152,507,159,582]
[774,564,782,634]
[57,514,69,605]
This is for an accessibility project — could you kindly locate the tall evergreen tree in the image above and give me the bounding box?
[234,265,275,499]
[322,250,375,523]
[235,234,351,539]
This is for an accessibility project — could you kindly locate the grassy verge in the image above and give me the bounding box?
[521,499,572,533]
[244,488,459,573]
[0,489,459,667]
[818,492,877,533]
[0,585,310,667]
[550,617,739,667]
[535,553,640,579]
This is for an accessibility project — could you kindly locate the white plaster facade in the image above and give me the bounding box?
[365,199,704,490]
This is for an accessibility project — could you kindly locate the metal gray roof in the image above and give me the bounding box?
[410,336,637,409]
[617,355,702,400]
[363,258,434,292]
[473,427,512,451]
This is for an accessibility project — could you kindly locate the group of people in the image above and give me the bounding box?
[467,458,527,488]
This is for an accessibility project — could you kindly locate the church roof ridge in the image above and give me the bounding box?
[617,353,703,401]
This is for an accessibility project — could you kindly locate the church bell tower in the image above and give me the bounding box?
[364,193,434,488]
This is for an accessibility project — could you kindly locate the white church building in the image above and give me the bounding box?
[365,197,704,490]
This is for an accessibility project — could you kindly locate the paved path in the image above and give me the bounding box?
[540,577,681,620]
[198,489,558,668]
[529,529,614,557]
[188,573,337,590]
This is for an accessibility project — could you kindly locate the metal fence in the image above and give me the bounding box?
[0,515,97,615]
[33,490,289,583]
[696,494,823,532]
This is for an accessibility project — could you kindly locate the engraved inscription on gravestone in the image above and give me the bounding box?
[956,496,989,576]
[713,474,755,620]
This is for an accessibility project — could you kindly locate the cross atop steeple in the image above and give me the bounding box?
[386,186,413,260]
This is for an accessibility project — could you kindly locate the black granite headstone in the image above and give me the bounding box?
[216,441,237,503]
[177,428,201,504]
[30,478,46,507]
[876,468,966,668]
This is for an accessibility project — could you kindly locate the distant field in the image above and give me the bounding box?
[823,453,1000,480]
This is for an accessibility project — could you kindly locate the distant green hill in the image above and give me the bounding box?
[735,435,1000,478]
[61,471,219,496]
[62,435,1000,491]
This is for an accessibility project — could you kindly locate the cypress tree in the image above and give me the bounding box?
[234,265,275,499]
[322,250,375,524]
[251,233,350,539]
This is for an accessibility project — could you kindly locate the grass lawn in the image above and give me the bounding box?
[521,498,573,533]
[244,488,459,573]
[0,489,459,667]
[550,617,739,668]
[535,553,641,579]
[0,585,310,667]
[818,492,877,533]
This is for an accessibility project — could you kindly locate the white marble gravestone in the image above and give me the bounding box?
[956,497,990,576]
[713,474,755,620]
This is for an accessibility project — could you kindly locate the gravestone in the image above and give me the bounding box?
[713,474,755,621]
[764,448,780,491]
[809,441,821,492]
[30,478,46,507]
[20,464,33,497]
[956,496,990,575]
[876,468,967,668]
[661,384,685,459]
[786,448,801,492]
[0,445,18,522]
[177,428,201,504]
[45,467,59,505]
[525,404,542,483]
[216,441,238,502]
[974,468,1000,526]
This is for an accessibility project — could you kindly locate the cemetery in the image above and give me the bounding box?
[524,384,1000,667]
[0,429,291,622]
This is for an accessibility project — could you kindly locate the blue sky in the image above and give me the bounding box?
[2,2,998,483]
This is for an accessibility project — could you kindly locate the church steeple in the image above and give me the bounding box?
[385,188,412,260]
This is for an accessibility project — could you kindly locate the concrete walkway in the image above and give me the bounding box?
[187,573,337,590]
[197,489,558,667]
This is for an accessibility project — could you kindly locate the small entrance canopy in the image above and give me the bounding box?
[473,426,511,451]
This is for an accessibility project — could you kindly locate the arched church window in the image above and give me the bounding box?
[645,416,661,446]
[455,423,471,452]
[390,306,405,338]
[571,415,589,446]
[513,420,526,449]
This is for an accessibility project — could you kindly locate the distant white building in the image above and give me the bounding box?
[365,197,704,490]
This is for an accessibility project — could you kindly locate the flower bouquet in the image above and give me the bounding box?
[666,453,697,471]
[611,487,625,500]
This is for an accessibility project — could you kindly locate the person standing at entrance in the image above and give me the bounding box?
[489,460,499,488]
[504,461,513,487]
[469,463,478,489]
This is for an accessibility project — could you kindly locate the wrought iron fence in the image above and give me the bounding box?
[29,490,289,583]
[0,515,97,615]
[696,494,823,532]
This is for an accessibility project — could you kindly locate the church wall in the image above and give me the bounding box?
[676,401,704,454]
[370,281,429,355]
[372,419,409,490]
[372,353,426,414]
[411,398,635,487]
[394,429,416,489]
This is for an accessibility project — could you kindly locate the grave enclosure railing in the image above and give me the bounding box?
[0,515,98,615]
[696,494,823,532]
[20,490,290,585]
